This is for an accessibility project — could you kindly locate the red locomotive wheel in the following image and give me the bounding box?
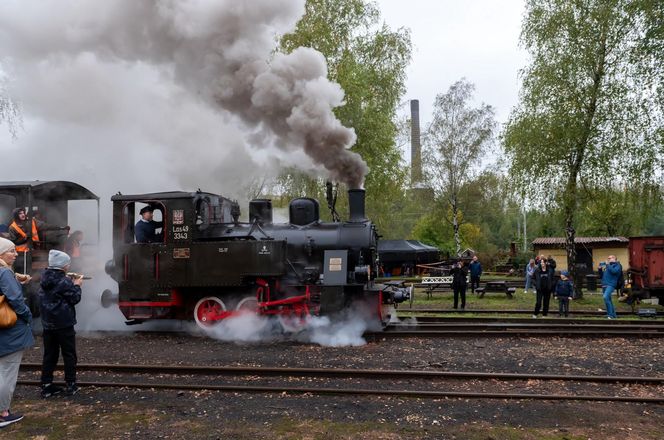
[235,296,258,313]
[277,309,309,333]
[193,296,227,329]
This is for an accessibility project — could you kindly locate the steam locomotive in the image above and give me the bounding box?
[103,188,411,330]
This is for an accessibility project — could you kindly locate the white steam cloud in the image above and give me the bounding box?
[0,0,369,335]
[202,306,378,347]
[0,0,368,189]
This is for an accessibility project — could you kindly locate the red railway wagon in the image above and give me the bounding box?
[628,236,664,301]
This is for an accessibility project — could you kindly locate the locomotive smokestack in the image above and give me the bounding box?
[410,99,422,185]
[348,189,366,222]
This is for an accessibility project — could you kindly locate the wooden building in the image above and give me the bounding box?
[531,237,629,275]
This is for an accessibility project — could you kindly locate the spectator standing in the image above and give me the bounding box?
[554,270,574,317]
[547,255,557,270]
[468,255,482,294]
[0,237,34,428]
[600,255,621,319]
[450,260,468,310]
[525,259,536,293]
[532,258,554,318]
[39,250,83,397]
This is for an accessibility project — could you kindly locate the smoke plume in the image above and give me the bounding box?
[0,0,368,188]
[0,1,368,334]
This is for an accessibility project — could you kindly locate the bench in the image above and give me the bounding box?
[420,275,471,299]
[420,276,453,299]
[476,280,516,298]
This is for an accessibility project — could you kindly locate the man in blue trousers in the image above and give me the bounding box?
[600,255,622,319]
[469,255,482,294]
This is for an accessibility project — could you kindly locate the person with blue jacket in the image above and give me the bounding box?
[554,270,574,317]
[39,250,83,397]
[600,255,622,319]
[468,256,483,294]
[0,237,34,428]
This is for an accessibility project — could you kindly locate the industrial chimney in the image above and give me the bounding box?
[410,99,422,185]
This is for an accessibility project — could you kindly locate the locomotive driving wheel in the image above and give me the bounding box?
[235,296,258,313]
[193,296,227,330]
[277,308,310,333]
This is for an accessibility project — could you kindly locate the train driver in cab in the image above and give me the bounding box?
[135,206,164,243]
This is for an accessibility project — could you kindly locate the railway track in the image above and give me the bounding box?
[400,308,664,317]
[407,316,664,325]
[376,321,664,337]
[17,363,664,403]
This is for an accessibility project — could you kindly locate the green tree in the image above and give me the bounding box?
[412,206,484,256]
[278,0,412,234]
[503,0,664,295]
[423,79,496,255]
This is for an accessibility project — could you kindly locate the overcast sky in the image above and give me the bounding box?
[378,0,528,129]
[0,0,529,185]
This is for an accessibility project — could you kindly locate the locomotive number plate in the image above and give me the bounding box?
[172,225,189,240]
[173,248,190,259]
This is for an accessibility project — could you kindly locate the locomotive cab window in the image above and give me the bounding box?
[195,196,225,229]
[123,202,166,244]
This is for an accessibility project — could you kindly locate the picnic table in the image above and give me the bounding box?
[476,280,516,298]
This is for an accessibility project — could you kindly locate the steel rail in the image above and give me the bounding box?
[15,379,664,403]
[18,362,664,384]
[401,309,663,316]
[405,316,664,325]
[387,323,664,330]
[372,329,664,337]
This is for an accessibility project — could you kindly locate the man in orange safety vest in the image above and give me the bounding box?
[7,208,69,274]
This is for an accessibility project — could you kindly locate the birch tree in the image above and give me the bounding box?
[424,79,496,256]
[503,0,664,296]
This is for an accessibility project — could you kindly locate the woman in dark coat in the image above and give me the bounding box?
[450,261,468,310]
[0,237,34,428]
[533,258,554,317]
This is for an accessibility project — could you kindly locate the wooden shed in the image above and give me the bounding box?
[531,236,629,275]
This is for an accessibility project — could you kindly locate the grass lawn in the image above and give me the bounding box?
[400,286,663,318]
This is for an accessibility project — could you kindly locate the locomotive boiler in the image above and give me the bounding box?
[103,188,411,330]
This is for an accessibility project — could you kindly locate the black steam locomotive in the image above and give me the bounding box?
[103,188,411,330]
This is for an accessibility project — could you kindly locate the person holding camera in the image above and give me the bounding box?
[39,250,83,397]
[450,260,468,310]
[600,255,621,319]
[532,258,554,318]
